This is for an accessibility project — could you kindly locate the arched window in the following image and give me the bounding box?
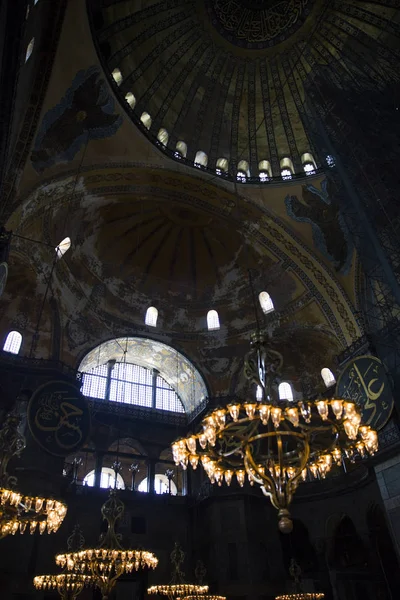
[140,112,152,130]
[83,467,125,490]
[175,140,187,158]
[259,291,274,314]
[237,160,250,181]
[278,382,293,401]
[216,158,229,174]
[138,474,177,495]
[25,38,34,62]
[157,128,169,146]
[259,160,272,182]
[280,157,294,180]
[321,367,336,388]
[145,306,158,327]
[207,310,220,331]
[3,331,22,355]
[111,68,122,86]
[79,337,208,415]
[125,92,136,109]
[194,151,208,167]
[301,153,316,176]
[55,236,71,259]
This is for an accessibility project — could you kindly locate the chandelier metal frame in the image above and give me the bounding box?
[172,333,379,532]
[0,411,67,538]
[56,491,158,600]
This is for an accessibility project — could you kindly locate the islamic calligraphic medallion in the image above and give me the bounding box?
[28,381,90,456]
[337,356,394,431]
[206,0,314,48]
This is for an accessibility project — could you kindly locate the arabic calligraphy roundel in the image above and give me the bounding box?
[337,355,394,431]
[28,381,90,456]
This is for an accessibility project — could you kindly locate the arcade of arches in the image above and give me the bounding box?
[0,1,400,600]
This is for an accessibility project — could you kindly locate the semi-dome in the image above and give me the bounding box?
[88,0,399,177]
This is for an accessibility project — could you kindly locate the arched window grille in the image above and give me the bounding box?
[112,68,122,86]
[125,92,136,108]
[175,140,187,159]
[326,155,335,168]
[157,128,169,146]
[145,306,158,327]
[216,158,229,174]
[207,310,220,331]
[84,467,125,490]
[278,382,293,401]
[321,368,336,388]
[25,38,34,62]
[194,151,208,167]
[3,331,22,355]
[81,362,185,413]
[138,474,177,495]
[259,291,274,314]
[280,157,294,180]
[55,236,71,259]
[140,112,152,130]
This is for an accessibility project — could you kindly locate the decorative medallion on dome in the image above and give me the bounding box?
[207,0,313,48]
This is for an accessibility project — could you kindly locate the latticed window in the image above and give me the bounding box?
[281,168,292,181]
[321,367,336,388]
[55,237,71,259]
[81,362,185,413]
[278,382,293,401]
[207,310,220,331]
[3,331,22,354]
[112,68,122,85]
[125,92,136,108]
[304,163,316,176]
[259,291,274,314]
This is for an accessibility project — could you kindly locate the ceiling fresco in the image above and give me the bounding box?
[88,0,400,176]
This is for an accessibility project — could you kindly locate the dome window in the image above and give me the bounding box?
[207,310,220,331]
[3,331,22,355]
[111,68,123,86]
[175,140,187,159]
[326,154,335,168]
[55,237,71,259]
[157,128,169,146]
[140,112,152,130]
[301,153,316,176]
[125,92,136,109]
[237,160,250,182]
[280,158,294,180]
[321,368,336,388]
[216,158,229,175]
[194,151,208,168]
[278,382,293,402]
[145,306,158,327]
[259,160,272,182]
[259,291,274,314]
[25,38,34,62]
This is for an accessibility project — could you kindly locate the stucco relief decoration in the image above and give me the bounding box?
[31,66,122,172]
[285,178,353,275]
[208,0,313,47]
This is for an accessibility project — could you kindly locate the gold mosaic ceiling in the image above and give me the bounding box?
[89,0,400,176]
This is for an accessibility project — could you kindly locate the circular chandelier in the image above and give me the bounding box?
[148,542,209,600]
[0,412,67,538]
[33,573,92,600]
[181,596,226,600]
[276,595,324,600]
[172,333,378,533]
[56,491,158,600]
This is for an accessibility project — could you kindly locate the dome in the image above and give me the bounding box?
[88,0,398,177]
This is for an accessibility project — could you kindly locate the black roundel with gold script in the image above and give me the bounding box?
[28,380,90,456]
[337,355,393,431]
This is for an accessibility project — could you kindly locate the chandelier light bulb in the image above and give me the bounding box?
[331,399,343,419]
[227,403,240,421]
[316,400,329,421]
[258,404,271,425]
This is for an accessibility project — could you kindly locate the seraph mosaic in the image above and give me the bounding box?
[285,178,353,275]
[31,66,122,172]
